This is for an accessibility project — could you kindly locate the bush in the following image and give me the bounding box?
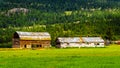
[0,42,12,48]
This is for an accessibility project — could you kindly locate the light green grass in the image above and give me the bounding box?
[0,45,120,68]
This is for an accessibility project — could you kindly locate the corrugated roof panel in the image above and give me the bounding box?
[58,37,81,43]
[16,31,51,40]
[82,37,104,43]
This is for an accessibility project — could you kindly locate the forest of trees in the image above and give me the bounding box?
[0,0,120,47]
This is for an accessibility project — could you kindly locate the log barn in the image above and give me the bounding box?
[12,31,51,48]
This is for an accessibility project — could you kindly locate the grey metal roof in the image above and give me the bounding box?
[16,31,51,40]
[57,37,81,43]
[82,37,104,43]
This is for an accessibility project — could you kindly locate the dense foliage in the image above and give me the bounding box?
[0,0,120,11]
[0,0,120,47]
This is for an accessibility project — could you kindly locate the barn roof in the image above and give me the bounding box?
[57,37,104,43]
[57,37,82,43]
[82,37,104,43]
[15,31,51,40]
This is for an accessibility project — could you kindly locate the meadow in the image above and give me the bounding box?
[0,45,120,68]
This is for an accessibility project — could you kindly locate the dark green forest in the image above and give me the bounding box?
[0,0,120,47]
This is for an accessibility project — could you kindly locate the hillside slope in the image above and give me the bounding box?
[0,0,120,47]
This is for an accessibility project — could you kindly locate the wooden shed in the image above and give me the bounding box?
[12,31,51,48]
[114,40,120,45]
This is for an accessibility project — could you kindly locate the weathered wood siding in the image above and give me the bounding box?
[20,40,50,48]
[12,31,51,48]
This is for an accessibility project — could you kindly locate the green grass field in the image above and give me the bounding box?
[0,45,120,68]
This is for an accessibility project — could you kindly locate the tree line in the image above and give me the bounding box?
[0,0,120,11]
[0,8,120,47]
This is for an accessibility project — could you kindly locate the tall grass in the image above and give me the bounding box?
[0,45,120,68]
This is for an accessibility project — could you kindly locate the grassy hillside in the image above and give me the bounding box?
[0,45,120,68]
[0,0,120,47]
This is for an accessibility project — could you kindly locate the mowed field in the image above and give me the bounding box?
[0,45,120,68]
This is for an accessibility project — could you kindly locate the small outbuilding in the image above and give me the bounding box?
[114,40,120,45]
[12,31,51,48]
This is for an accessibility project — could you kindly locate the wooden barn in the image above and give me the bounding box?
[81,37,105,47]
[114,40,120,45]
[56,37,82,48]
[56,37,105,48]
[12,31,51,48]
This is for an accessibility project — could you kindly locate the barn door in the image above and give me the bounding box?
[24,44,31,48]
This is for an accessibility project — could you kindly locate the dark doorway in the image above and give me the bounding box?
[32,44,42,48]
[32,44,36,48]
[40,45,42,47]
[37,45,39,47]
[24,45,26,48]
